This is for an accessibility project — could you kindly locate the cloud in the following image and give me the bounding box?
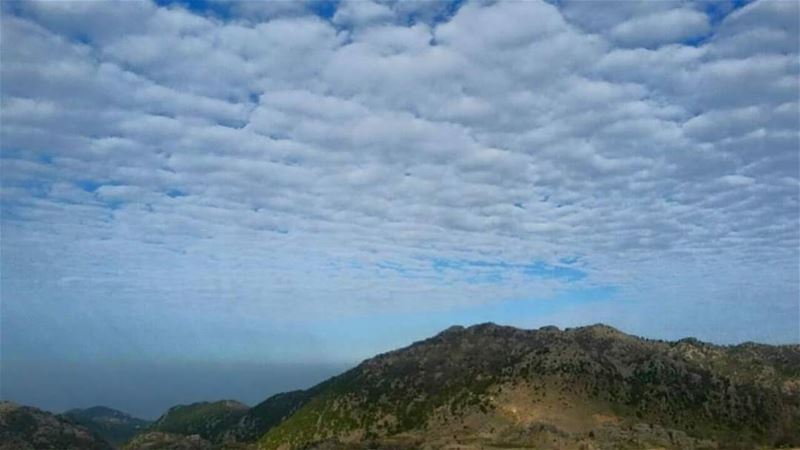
[1,0,798,374]
[609,8,710,48]
[332,0,394,28]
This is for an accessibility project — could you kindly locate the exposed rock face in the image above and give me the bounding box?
[0,401,113,450]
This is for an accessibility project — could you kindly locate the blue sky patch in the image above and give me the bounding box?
[430,258,586,283]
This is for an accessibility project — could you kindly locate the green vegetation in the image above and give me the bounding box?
[257,323,800,450]
[150,400,248,443]
[5,324,798,450]
[62,406,151,446]
[223,390,314,442]
[0,402,113,450]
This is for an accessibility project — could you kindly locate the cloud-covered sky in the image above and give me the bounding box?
[1,0,798,416]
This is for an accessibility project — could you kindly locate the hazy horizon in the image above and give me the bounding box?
[2,323,792,420]
[1,0,798,424]
[2,318,797,419]
[2,359,350,420]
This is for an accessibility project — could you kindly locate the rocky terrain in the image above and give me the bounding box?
[0,402,112,450]
[63,406,151,447]
[122,431,216,450]
[3,323,799,449]
[256,323,800,450]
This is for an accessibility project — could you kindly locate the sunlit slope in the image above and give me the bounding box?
[257,323,800,450]
[150,400,248,443]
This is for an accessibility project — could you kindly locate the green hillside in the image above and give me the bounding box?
[256,323,800,450]
[15,323,796,450]
[149,400,249,443]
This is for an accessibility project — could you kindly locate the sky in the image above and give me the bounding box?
[1,0,799,419]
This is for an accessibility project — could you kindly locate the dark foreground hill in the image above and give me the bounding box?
[62,406,151,447]
[3,323,799,450]
[0,402,112,450]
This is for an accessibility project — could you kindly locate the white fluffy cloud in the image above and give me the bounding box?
[1,0,798,362]
[609,8,710,48]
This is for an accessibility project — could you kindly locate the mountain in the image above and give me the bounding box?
[221,390,313,443]
[62,406,151,447]
[7,323,800,450]
[122,431,215,449]
[0,401,113,450]
[149,400,249,443]
[252,323,799,450]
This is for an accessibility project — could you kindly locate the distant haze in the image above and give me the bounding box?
[1,360,348,419]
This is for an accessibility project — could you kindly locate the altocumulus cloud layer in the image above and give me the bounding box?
[1,0,799,381]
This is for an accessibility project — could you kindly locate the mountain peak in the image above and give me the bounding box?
[152,399,250,443]
[6,324,800,450]
[256,323,800,450]
[65,405,134,420]
[574,322,626,336]
[439,322,628,338]
[467,321,509,332]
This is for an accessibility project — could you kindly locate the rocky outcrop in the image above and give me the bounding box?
[0,401,112,450]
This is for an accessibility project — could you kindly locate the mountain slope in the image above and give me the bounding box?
[0,401,113,450]
[122,431,216,450]
[222,390,314,443]
[256,323,800,450]
[62,406,151,446]
[149,400,249,443]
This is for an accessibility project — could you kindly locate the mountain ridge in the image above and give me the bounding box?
[3,323,798,450]
[61,405,152,447]
[254,322,800,449]
[148,399,250,443]
[0,402,113,450]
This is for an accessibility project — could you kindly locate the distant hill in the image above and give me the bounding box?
[0,401,112,450]
[148,400,249,443]
[6,323,800,450]
[62,406,151,447]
